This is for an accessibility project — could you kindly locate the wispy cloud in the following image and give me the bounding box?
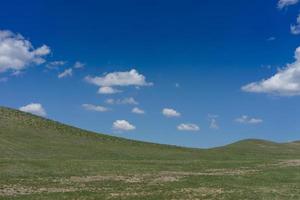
[278,0,299,9]
[58,68,72,79]
[235,115,263,124]
[82,104,109,112]
[177,123,200,131]
[106,97,138,105]
[208,114,219,130]
[46,61,66,70]
[267,37,276,41]
[291,14,300,35]
[73,61,85,69]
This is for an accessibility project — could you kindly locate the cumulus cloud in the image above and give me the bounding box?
[177,123,200,131]
[85,69,152,94]
[278,0,299,9]
[73,61,85,69]
[291,14,300,35]
[0,30,50,73]
[19,103,47,117]
[113,120,136,131]
[242,46,300,96]
[58,68,72,79]
[162,108,181,118]
[106,97,138,105]
[98,86,121,94]
[235,115,263,124]
[46,61,66,70]
[82,104,109,112]
[132,107,145,114]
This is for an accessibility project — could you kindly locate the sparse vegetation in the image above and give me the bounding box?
[0,107,299,199]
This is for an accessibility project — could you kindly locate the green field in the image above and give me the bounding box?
[0,106,299,199]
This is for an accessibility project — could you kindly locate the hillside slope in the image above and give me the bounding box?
[0,106,299,200]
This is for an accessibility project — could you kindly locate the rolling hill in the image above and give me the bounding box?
[0,106,299,199]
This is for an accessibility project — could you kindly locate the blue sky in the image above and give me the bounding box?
[1,0,300,148]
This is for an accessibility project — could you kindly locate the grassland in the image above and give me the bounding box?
[0,106,299,199]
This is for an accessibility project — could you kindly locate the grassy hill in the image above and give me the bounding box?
[0,107,299,199]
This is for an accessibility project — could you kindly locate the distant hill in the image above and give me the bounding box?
[0,106,299,200]
[0,106,299,160]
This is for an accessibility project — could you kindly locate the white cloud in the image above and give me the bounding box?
[73,61,85,69]
[82,104,109,112]
[209,118,219,129]
[19,103,47,117]
[177,123,200,131]
[278,0,299,9]
[106,97,138,105]
[235,115,263,124]
[162,108,181,117]
[46,61,66,70]
[98,86,121,94]
[0,30,50,73]
[58,68,72,79]
[208,114,219,130]
[85,69,152,93]
[242,46,300,96]
[132,107,145,114]
[113,120,136,131]
[291,14,300,35]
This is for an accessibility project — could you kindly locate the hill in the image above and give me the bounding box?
[0,107,299,199]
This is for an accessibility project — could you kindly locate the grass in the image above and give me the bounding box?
[0,106,299,199]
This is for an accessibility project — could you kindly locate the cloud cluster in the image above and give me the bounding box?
[278,0,299,9]
[19,103,47,117]
[113,120,136,131]
[85,69,152,94]
[54,61,84,79]
[242,47,300,96]
[235,115,263,124]
[82,104,109,112]
[0,30,50,73]
[177,123,200,131]
[162,108,181,118]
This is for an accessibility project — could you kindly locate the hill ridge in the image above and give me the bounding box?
[1,106,298,150]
